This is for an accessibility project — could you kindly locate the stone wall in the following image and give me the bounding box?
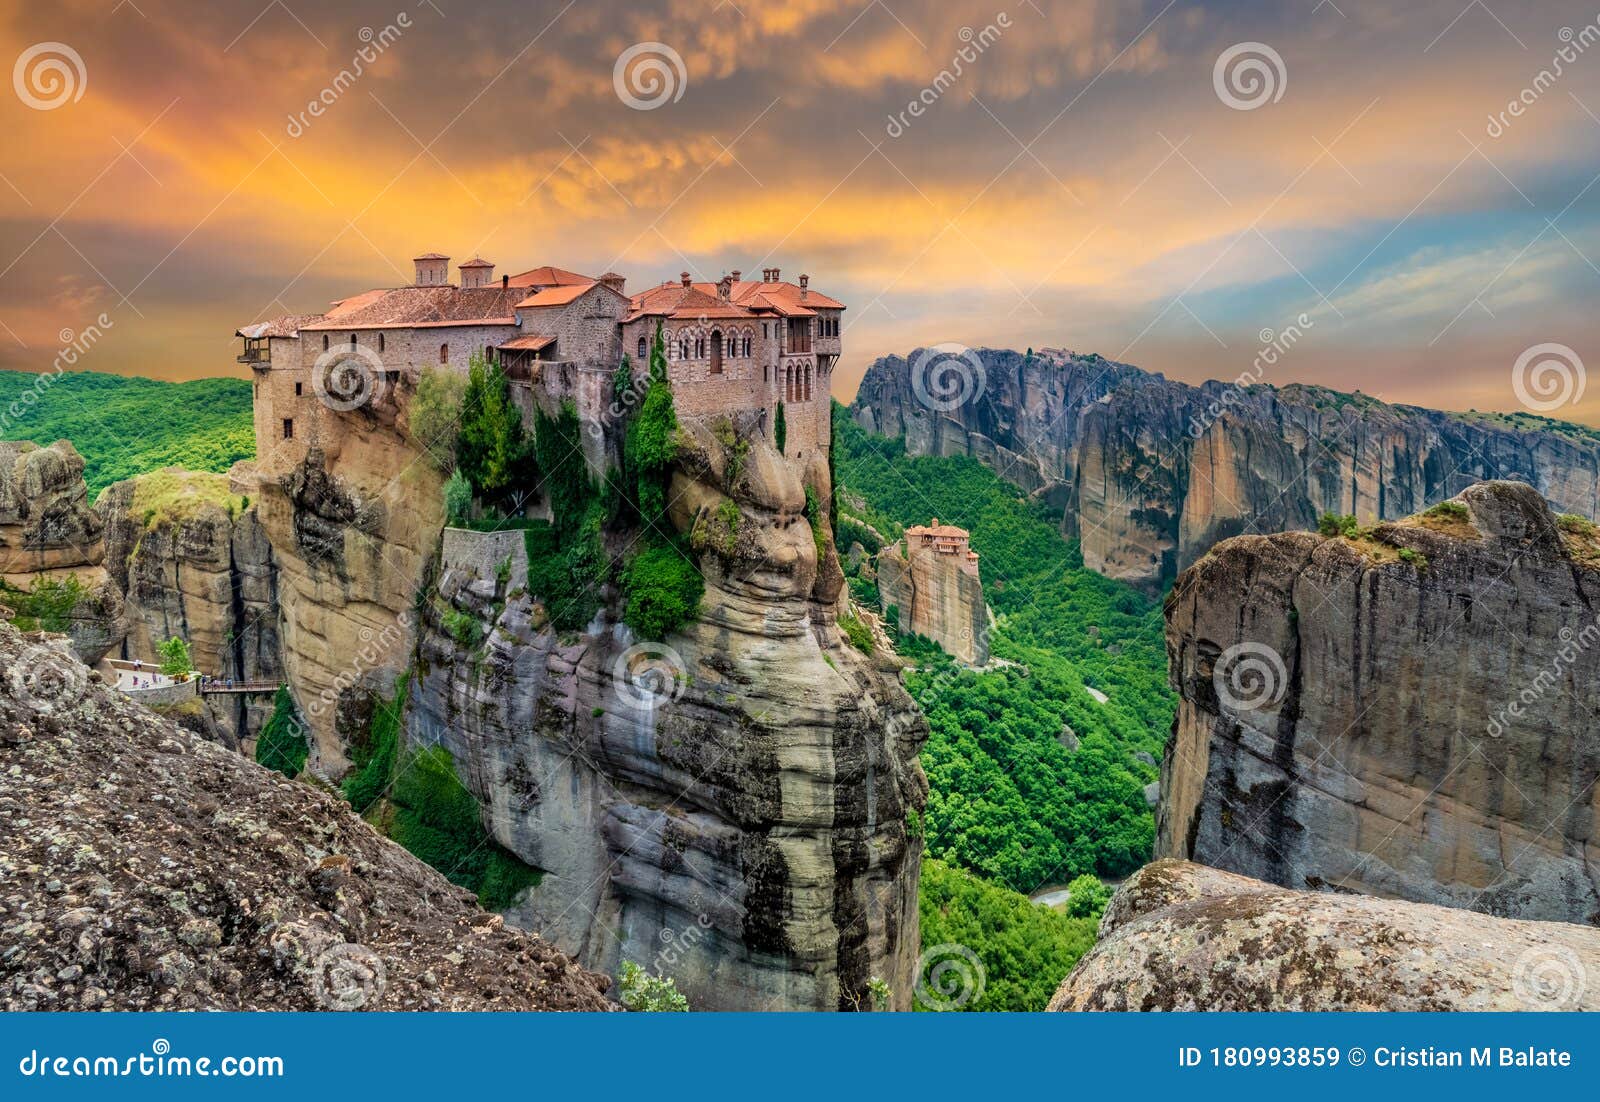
[440,527,527,591]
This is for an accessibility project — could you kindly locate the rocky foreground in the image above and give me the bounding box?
[0,622,613,1011]
[1051,860,1600,1011]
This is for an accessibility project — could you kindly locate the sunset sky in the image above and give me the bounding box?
[2,0,1599,422]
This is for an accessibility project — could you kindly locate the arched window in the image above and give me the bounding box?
[349,334,357,348]
[638,335,647,359]
[439,343,448,364]
[804,365,812,400]
[378,333,385,353]
[743,335,752,357]
[322,334,329,351]
[709,329,723,374]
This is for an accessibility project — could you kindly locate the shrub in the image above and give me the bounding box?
[443,469,473,527]
[1063,873,1112,918]
[412,367,467,471]
[1316,512,1358,538]
[254,686,308,778]
[1557,513,1597,536]
[619,961,689,1011]
[442,607,483,648]
[838,611,874,654]
[1425,500,1469,520]
[622,541,703,640]
[1,575,85,633]
[624,323,679,530]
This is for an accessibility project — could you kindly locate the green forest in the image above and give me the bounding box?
[0,370,254,494]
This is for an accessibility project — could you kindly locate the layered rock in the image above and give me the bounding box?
[0,440,104,576]
[407,420,928,1010]
[1160,481,1600,924]
[240,389,444,770]
[853,349,1600,588]
[1051,860,1600,1011]
[97,467,282,746]
[876,528,988,664]
[0,621,612,1011]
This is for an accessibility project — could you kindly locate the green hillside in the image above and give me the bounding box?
[834,405,1173,894]
[0,370,254,495]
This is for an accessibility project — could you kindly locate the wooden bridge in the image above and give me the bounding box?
[198,680,279,696]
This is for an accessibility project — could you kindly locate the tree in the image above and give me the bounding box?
[621,542,702,640]
[774,400,787,455]
[157,636,192,679]
[624,321,679,530]
[456,353,536,507]
[1064,873,1113,918]
[443,469,473,527]
[411,367,467,471]
[255,686,308,777]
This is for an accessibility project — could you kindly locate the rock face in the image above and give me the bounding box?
[0,440,104,576]
[852,349,1600,588]
[1051,860,1600,1011]
[98,468,283,747]
[0,621,612,1011]
[241,418,443,770]
[1160,481,1600,924]
[876,536,988,664]
[407,420,928,1010]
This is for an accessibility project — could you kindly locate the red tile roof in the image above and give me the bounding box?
[506,265,594,288]
[458,257,494,268]
[625,277,843,322]
[297,286,524,331]
[498,334,556,351]
[235,314,320,339]
[515,283,596,309]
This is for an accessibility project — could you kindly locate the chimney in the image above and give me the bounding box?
[502,273,509,289]
[799,273,809,299]
[770,267,781,282]
[717,274,733,301]
[413,253,450,286]
[458,257,495,289]
[730,269,742,283]
[599,271,627,295]
[681,271,692,288]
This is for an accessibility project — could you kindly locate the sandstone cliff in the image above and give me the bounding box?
[406,419,928,1010]
[876,538,988,664]
[1051,860,1600,1011]
[0,440,104,576]
[238,386,444,770]
[0,621,612,1011]
[97,468,282,747]
[853,349,1600,588]
[1160,480,1600,924]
